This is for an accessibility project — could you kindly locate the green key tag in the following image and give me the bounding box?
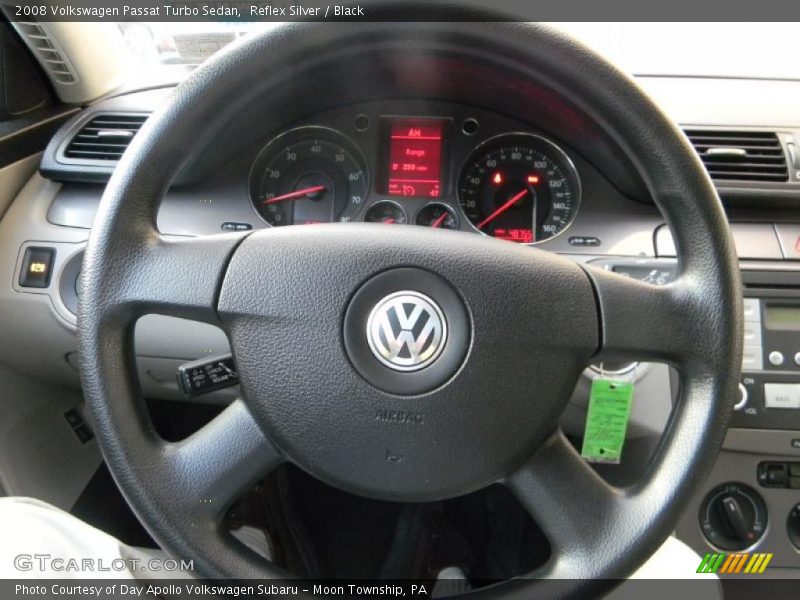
[581,379,635,464]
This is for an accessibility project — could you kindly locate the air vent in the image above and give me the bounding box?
[63,114,148,161]
[684,130,789,183]
[13,21,78,85]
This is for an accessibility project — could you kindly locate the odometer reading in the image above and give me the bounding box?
[250,127,368,226]
[457,133,581,244]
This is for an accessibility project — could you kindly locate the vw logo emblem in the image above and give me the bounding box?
[366,291,448,372]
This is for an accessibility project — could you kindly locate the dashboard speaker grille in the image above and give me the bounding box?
[684,129,789,183]
[63,114,148,161]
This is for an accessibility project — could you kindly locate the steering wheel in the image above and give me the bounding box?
[78,21,742,597]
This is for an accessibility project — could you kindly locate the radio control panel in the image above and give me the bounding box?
[726,294,800,429]
[733,296,800,376]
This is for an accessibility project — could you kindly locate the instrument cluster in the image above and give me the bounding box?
[249,102,582,245]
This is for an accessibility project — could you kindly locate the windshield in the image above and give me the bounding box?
[117,21,800,81]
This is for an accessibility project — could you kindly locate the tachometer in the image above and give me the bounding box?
[250,127,368,226]
[457,133,581,244]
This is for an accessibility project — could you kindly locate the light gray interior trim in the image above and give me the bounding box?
[0,154,41,221]
[6,21,126,104]
[0,171,233,402]
[0,361,100,510]
[724,428,800,457]
[656,223,786,260]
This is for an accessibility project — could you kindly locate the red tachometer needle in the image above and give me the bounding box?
[477,189,528,230]
[431,212,449,229]
[263,185,326,205]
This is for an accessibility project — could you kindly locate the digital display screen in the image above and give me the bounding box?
[765,305,800,331]
[493,228,534,244]
[386,119,443,198]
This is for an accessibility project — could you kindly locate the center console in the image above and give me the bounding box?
[698,270,800,569]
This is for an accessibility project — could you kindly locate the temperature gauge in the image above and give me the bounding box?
[416,203,458,230]
[364,201,407,224]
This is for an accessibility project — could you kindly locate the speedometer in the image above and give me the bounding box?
[457,133,581,244]
[250,126,368,226]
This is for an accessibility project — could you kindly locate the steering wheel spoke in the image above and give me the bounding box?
[83,232,247,325]
[165,399,284,519]
[582,265,710,369]
[505,431,626,578]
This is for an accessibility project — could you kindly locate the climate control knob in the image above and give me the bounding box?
[699,483,767,551]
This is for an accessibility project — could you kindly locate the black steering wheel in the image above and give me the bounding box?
[78,21,742,598]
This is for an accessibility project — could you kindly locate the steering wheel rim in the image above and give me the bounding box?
[78,21,742,597]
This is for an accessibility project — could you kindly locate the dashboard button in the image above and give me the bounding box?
[757,462,792,488]
[768,351,785,367]
[743,298,761,322]
[742,346,763,371]
[794,352,800,367]
[742,321,762,346]
[764,383,800,409]
[74,424,94,444]
[568,236,601,247]
[221,222,252,232]
[63,409,82,427]
[19,246,55,288]
[758,462,800,489]
[766,463,788,487]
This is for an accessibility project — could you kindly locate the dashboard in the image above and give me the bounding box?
[246,107,581,245]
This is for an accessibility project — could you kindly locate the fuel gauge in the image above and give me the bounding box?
[416,203,458,230]
[364,201,407,224]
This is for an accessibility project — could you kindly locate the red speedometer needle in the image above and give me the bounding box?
[431,212,449,229]
[263,185,326,205]
[477,189,528,230]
